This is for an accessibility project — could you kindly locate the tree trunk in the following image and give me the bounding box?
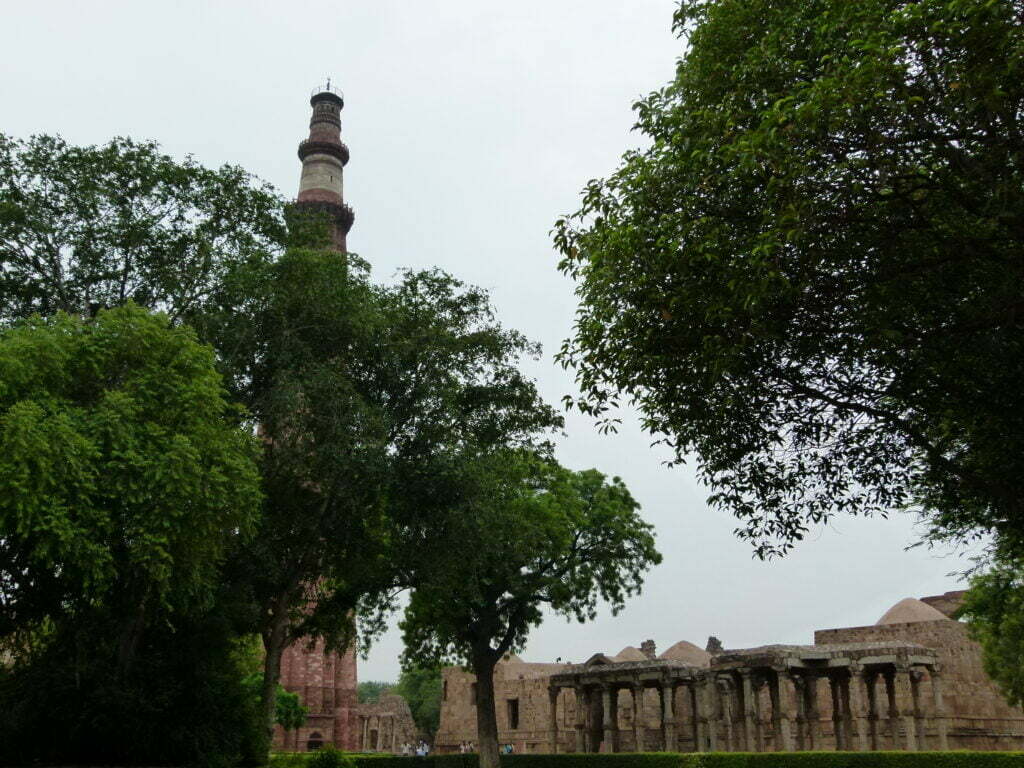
[262,603,291,743]
[115,590,149,680]
[472,650,502,768]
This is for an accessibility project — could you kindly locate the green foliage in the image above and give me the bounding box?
[0,593,266,767]
[395,665,443,737]
[399,452,659,767]
[500,755,682,768]
[400,454,660,668]
[243,674,309,731]
[308,746,356,768]
[0,303,260,648]
[202,248,563,734]
[272,752,1024,768]
[360,680,397,703]
[554,0,1024,557]
[0,133,285,323]
[0,304,263,766]
[959,555,1024,708]
[682,752,1024,767]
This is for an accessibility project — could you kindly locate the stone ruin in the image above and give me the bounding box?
[434,593,1024,754]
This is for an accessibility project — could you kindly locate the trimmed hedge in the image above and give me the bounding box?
[270,752,1024,768]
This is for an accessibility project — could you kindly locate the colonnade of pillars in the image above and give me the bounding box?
[548,665,948,754]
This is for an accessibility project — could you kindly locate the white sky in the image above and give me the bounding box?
[1,0,975,682]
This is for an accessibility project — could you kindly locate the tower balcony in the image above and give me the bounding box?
[310,82,344,108]
[298,139,350,166]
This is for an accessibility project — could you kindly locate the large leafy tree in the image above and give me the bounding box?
[0,304,260,663]
[0,305,263,766]
[0,133,284,324]
[203,250,562,737]
[399,453,660,768]
[555,0,1024,557]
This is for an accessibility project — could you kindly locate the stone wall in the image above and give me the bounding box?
[815,620,1024,751]
[354,693,418,753]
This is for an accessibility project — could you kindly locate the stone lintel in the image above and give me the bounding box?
[858,655,898,666]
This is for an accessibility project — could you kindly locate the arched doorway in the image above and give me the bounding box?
[307,732,324,751]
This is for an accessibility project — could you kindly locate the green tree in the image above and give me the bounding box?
[0,305,263,766]
[204,251,562,739]
[959,556,1024,709]
[358,680,395,704]
[399,453,660,768]
[554,0,1024,558]
[0,134,285,324]
[394,666,442,739]
[0,304,260,665]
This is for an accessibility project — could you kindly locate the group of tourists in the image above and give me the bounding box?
[400,741,431,756]
[457,741,476,753]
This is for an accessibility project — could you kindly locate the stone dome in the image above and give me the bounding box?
[876,597,950,625]
[658,640,712,667]
[614,646,648,662]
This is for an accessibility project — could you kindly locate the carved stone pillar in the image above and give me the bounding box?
[772,669,794,752]
[574,687,587,753]
[865,670,880,750]
[847,664,869,752]
[361,715,369,751]
[660,681,676,752]
[631,684,645,753]
[549,686,560,754]
[753,675,766,752]
[910,670,927,748]
[602,685,618,753]
[692,684,700,753]
[804,674,822,750]
[894,666,917,751]
[792,675,806,751]
[829,675,846,750]
[739,669,755,751]
[883,670,901,750]
[717,677,735,751]
[691,682,705,752]
[704,677,719,751]
[931,666,949,751]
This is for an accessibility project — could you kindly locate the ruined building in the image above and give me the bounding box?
[436,592,1024,753]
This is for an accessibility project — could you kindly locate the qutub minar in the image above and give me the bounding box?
[295,80,355,253]
[273,84,416,754]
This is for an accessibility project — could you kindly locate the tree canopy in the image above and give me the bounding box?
[555,0,1024,557]
[0,304,263,766]
[400,452,659,768]
[203,248,562,736]
[358,680,395,704]
[959,555,1024,708]
[0,304,260,654]
[0,134,285,324]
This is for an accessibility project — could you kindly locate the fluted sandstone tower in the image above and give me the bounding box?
[272,83,360,754]
[295,81,354,252]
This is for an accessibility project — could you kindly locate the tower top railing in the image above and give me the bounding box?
[311,80,344,101]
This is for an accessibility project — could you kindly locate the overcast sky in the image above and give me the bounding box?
[2,0,977,681]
